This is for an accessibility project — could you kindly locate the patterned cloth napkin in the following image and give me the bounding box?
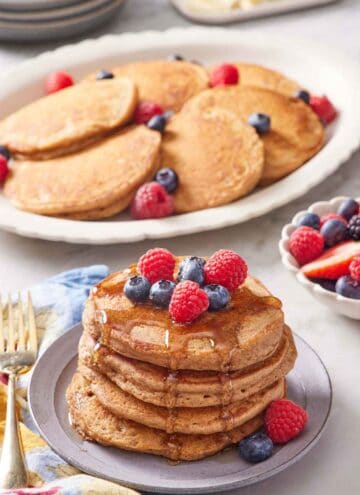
[0,266,139,495]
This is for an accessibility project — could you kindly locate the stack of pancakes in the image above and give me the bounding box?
[67,260,297,461]
[1,60,325,219]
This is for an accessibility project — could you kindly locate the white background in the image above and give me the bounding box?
[0,0,359,493]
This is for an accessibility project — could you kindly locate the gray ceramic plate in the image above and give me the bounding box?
[29,324,332,494]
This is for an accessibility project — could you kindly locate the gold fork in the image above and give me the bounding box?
[0,292,38,489]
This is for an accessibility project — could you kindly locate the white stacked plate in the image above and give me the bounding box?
[0,0,126,41]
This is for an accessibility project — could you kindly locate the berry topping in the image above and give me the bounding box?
[335,275,360,300]
[239,432,273,463]
[150,280,176,308]
[348,215,360,241]
[131,182,174,220]
[320,213,347,228]
[163,110,175,121]
[296,212,320,230]
[204,249,248,291]
[248,113,271,135]
[147,114,167,133]
[265,399,308,444]
[0,155,9,183]
[96,69,114,80]
[177,256,206,285]
[124,276,151,303]
[349,256,360,282]
[302,241,360,280]
[0,145,10,161]
[209,64,239,87]
[169,280,209,323]
[289,226,324,265]
[320,218,348,247]
[138,248,176,284]
[167,54,184,61]
[134,101,164,125]
[294,89,310,105]
[204,284,230,311]
[310,95,337,125]
[155,167,178,193]
[337,198,359,220]
[45,71,74,94]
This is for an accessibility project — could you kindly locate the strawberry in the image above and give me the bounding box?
[302,241,360,280]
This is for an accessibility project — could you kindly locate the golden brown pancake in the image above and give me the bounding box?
[0,79,138,159]
[84,262,284,372]
[67,372,277,461]
[4,126,160,216]
[80,325,296,408]
[161,105,264,213]
[183,86,325,185]
[85,60,209,112]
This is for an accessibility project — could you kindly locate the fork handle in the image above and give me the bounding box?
[0,373,28,489]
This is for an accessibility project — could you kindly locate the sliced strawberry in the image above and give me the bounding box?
[302,241,360,279]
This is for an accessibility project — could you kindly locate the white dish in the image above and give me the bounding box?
[0,0,85,12]
[279,196,360,320]
[171,0,338,24]
[0,0,124,41]
[0,28,359,244]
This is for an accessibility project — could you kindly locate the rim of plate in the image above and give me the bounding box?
[29,324,332,493]
[0,27,359,244]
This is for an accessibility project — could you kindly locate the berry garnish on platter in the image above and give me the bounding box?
[289,198,360,300]
[209,63,239,87]
[123,248,248,322]
[45,71,74,94]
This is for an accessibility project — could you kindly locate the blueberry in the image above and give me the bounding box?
[167,54,184,61]
[239,432,273,463]
[147,115,167,133]
[0,145,10,161]
[296,212,320,230]
[155,168,178,193]
[309,278,336,292]
[248,113,271,135]
[204,284,230,311]
[96,69,114,80]
[337,198,359,220]
[320,218,348,247]
[335,275,360,300]
[294,89,310,105]
[177,257,206,285]
[163,110,174,121]
[124,276,151,303]
[150,280,176,308]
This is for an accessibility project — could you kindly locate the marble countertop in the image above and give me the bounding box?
[0,0,359,493]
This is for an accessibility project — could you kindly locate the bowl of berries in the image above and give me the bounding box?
[279,197,360,319]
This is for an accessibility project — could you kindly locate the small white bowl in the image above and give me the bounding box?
[279,196,360,319]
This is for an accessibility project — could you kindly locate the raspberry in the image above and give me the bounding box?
[204,249,248,291]
[310,95,337,125]
[134,101,164,125]
[349,256,360,282]
[130,182,174,220]
[320,213,347,228]
[138,248,175,283]
[169,280,209,323]
[209,64,239,87]
[0,155,9,183]
[45,71,74,94]
[289,226,324,265]
[265,399,308,444]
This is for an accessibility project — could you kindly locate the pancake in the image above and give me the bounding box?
[80,325,296,408]
[4,125,161,216]
[57,193,133,221]
[0,79,138,159]
[78,363,284,435]
[85,60,209,112]
[208,63,301,96]
[183,86,324,185]
[67,372,276,461]
[84,263,285,372]
[161,105,264,213]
